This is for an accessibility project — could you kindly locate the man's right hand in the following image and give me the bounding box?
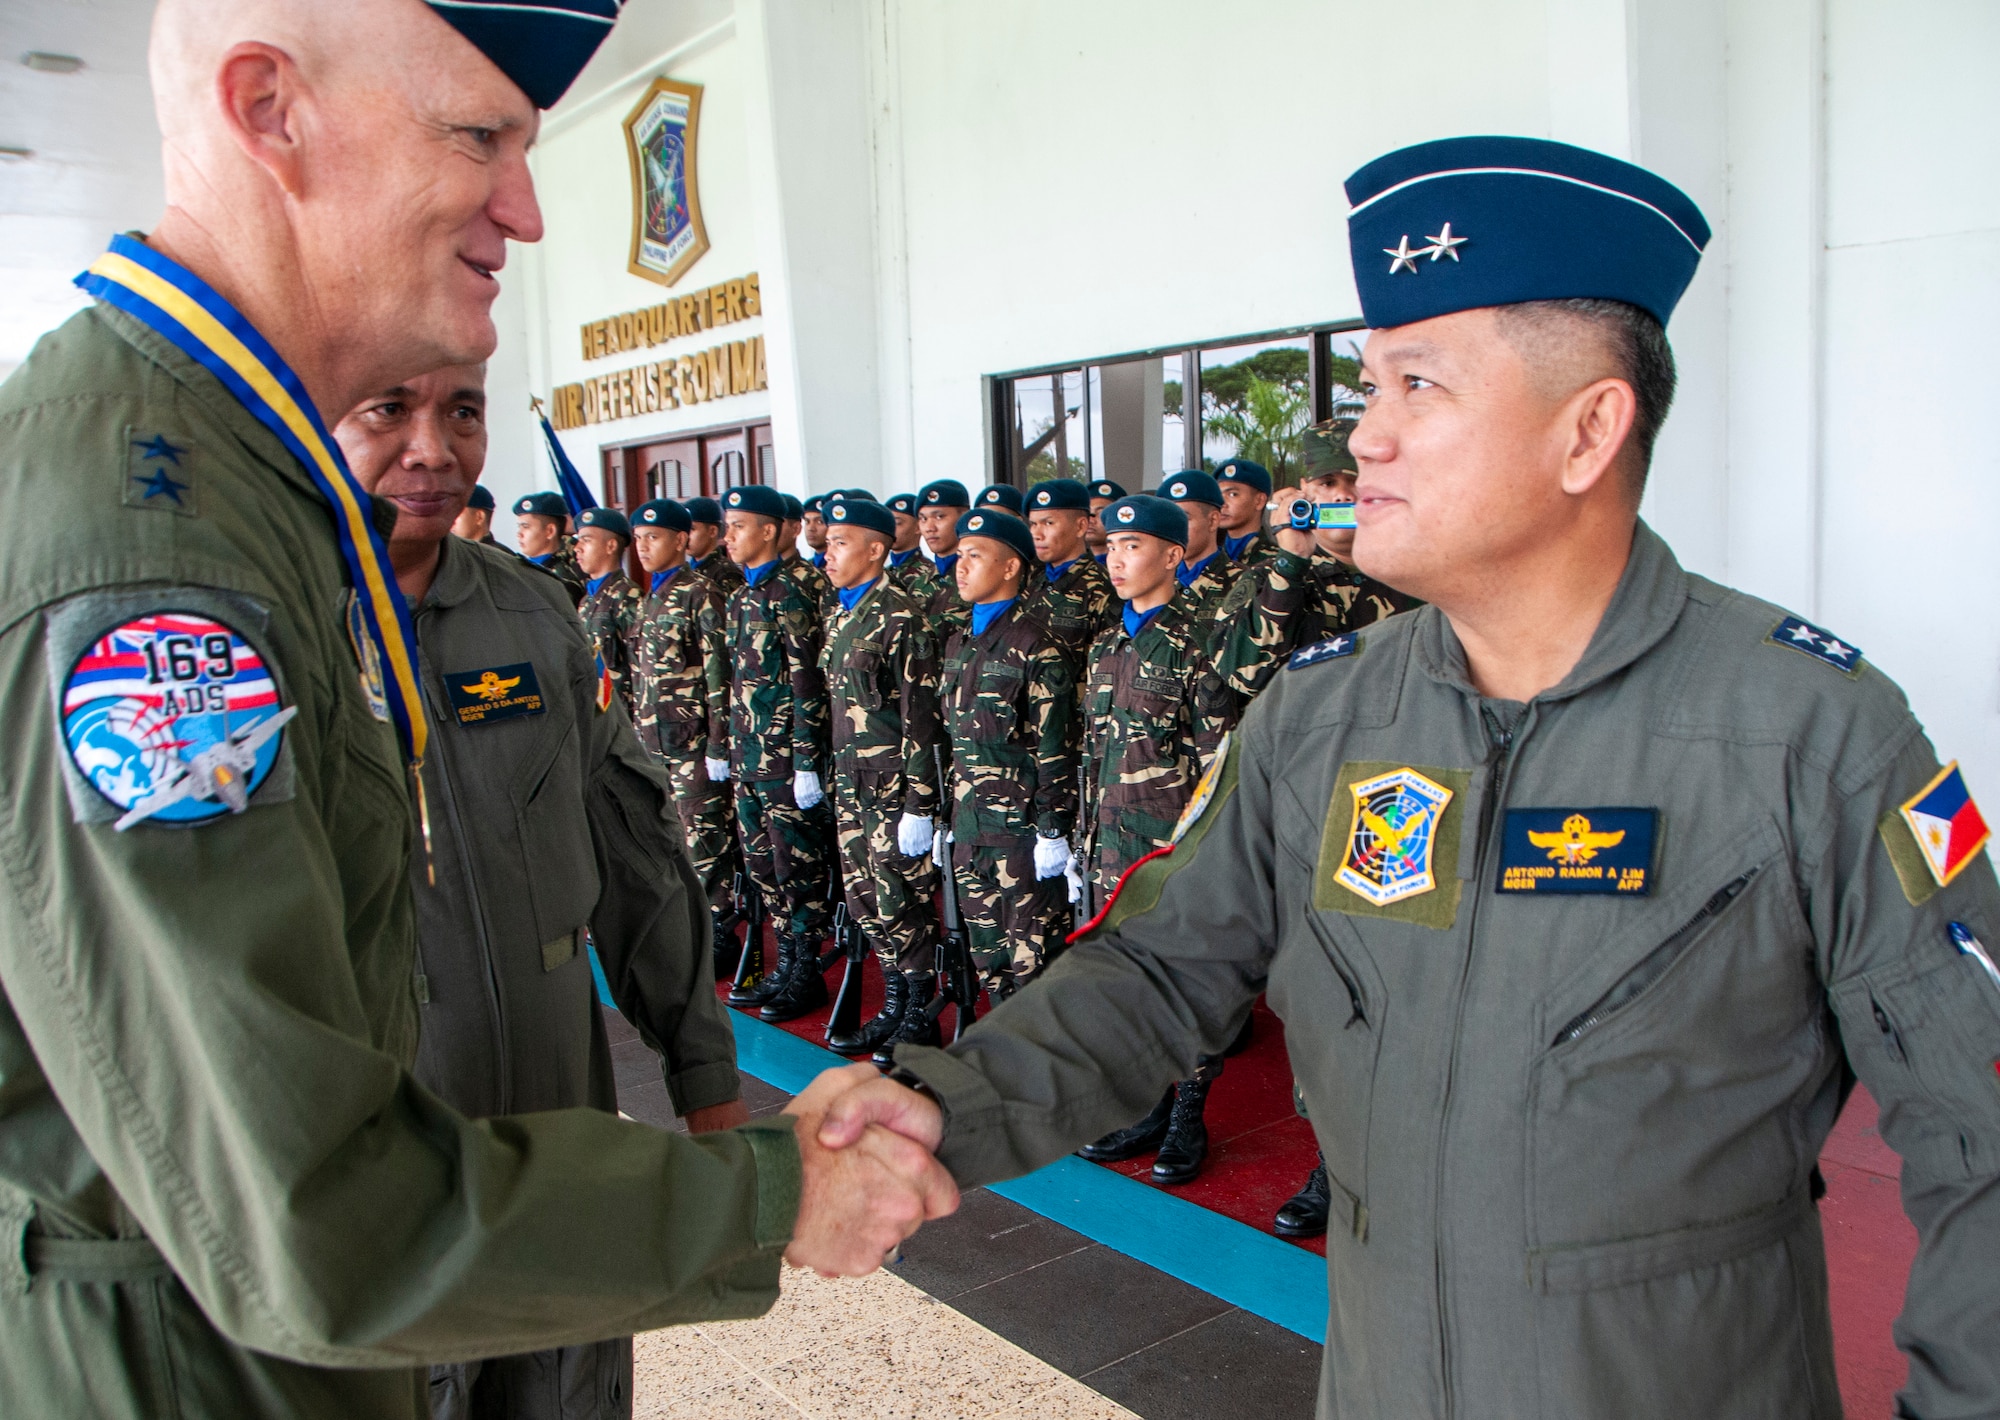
[781,1065,957,1275]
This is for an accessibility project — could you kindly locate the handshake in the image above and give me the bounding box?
[779,1063,958,1276]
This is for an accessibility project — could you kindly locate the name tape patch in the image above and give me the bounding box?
[446,661,547,726]
[1498,808,1657,894]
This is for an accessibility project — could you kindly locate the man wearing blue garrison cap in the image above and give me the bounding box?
[0,1,958,1416]
[819,136,2000,1420]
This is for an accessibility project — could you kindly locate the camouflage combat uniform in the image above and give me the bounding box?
[545,536,589,605]
[1317,552,1421,631]
[820,576,943,972]
[938,601,1077,978]
[690,550,744,598]
[580,567,644,717]
[1021,553,1117,668]
[1081,593,1237,898]
[1176,549,1238,618]
[1210,547,1423,704]
[725,562,833,938]
[916,553,971,642]
[633,563,736,907]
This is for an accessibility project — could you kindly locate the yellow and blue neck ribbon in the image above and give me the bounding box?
[77,234,428,766]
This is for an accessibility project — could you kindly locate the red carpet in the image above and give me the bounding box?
[724,938,1915,1413]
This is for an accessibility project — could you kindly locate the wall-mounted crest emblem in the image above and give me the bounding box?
[624,76,710,287]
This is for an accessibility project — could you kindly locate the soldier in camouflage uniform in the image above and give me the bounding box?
[885,492,943,603]
[815,499,946,1053]
[1085,478,1127,564]
[630,498,737,959]
[512,490,586,605]
[575,505,644,718]
[1074,494,1237,1186]
[801,493,830,572]
[716,485,835,1018]
[1022,477,1118,667]
[933,510,1077,1000]
[1160,471,1237,613]
[914,478,973,637]
[684,495,744,597]
[1214,458,1276,567]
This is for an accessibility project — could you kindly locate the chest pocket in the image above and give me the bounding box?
[845,641,887,711]
[957,658,1025,742]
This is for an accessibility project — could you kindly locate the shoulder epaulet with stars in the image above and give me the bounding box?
[1765,615,1863,676]
[1288,634,1360,670]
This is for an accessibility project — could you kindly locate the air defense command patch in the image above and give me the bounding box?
[61,610,294,828]
[445,661,546,727]
[1334,767,1454,906]
[1766,615,1863,675]
[1497,808,1657,893]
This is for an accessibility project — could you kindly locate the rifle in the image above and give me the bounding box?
[927,746,979,1042]
[725,869,765,1006]
[822,900,868,1044]
[1071,761,1097,930]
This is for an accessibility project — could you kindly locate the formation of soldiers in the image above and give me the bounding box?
[512,408,1419,1193]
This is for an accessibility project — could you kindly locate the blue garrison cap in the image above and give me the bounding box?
[975,484,1024,514]
[465,484,495,511]
[1088,479,1127,501]
[684,496,722,525]
[513,490,567,519]
[426,1,623,111]
[826,498,895,540]
[1214,459,1271,495]
[956,509,1035,566]
[576,505,630,541]
[633,498,691,532]
[1344,136,1710,330]
[723,485,785,520]
[1160,470,1223,508]
[886,493,919,517]
[919,479,971,509]
[1100,495,1188,548]
[1026,478,1089,513]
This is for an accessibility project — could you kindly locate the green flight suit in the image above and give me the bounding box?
[897,522,2000,1419]
[0,305,799,1420]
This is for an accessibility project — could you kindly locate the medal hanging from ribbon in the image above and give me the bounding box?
[77,235,437,875]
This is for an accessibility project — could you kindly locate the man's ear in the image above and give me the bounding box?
[1559,377,1637,498]
[214,42,310,197]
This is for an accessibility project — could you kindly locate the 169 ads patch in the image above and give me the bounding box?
[53,598,296,830]
[1497,808,1657,894]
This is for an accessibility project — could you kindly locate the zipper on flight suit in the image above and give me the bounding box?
[1548,867,1762,1046]
[1434,702,1523,1418]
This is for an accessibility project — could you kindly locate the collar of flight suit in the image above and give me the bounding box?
[420,533,485,612]
[1411,519,1690,705]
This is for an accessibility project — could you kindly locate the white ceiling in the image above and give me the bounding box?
[0,0,728,382]
[0,0,163,377]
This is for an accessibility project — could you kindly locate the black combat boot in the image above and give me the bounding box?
[1151,1063,1221,1185]
[871,971,940,1067]
[1076,1088,1175,1163]
[711,906,742,981]
[828,967,909,1056]
[759,934,830,1022]
[1273,1153,1331,1238]
[730,929,790,1009]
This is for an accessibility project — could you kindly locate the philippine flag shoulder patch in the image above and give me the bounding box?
[1898,762,1991,888]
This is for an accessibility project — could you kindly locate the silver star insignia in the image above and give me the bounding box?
[1787,623,1818,644]
[1423,222,1467,261]
[1823,638,1855,661]
[1384,236,1422,275]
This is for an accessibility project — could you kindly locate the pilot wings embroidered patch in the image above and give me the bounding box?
[1497,808,1657,894]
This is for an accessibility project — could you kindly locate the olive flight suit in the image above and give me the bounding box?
[897,523,2000,1420]
[0,303,799,1420]
[410,536,743,1420]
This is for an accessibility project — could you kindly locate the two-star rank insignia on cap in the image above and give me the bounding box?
[1898,762,1991,888]
[1289,635,1358,670]
[1766,615,1863,674]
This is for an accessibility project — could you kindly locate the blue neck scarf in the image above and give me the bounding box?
[1123,601,1166,639]
[970,597,1015,637]
[936,552,958,580]
[1093,550,1108,565]
[811,551,827,569]
[650,567,679,594]
[743,559,779,587]
[585,573,610,597]
[1178,550,1219,587]
[1045,558,1075,583]
[530,553,554,566]
[837,576,879,612]
[1224,532,1258,560]
[889,548,916,568]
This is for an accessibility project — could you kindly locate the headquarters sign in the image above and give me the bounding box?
[624,77,710,287]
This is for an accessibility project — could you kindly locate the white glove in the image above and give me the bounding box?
[705,756,730,783]
[897,813,934,858]
[933,828,955,868]
[793,769,824,810]
[1063,859,1085,905]
[1033,833,1072,881]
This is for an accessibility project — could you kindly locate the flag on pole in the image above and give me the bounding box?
[532,397,599,517]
